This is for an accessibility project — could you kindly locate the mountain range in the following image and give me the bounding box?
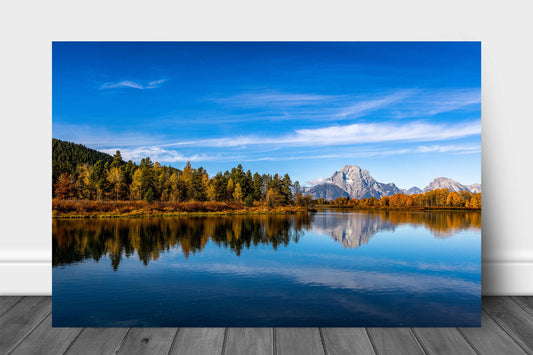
[306,165,481,200]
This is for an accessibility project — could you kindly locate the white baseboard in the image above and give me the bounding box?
[1,260,532,296]
[0,262,51,295]
[482,261,533,295]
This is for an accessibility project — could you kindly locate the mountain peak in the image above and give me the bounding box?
[423,177,469,193]
[432,177,454,182]
[319,164,401,199]
[341,164,361,171]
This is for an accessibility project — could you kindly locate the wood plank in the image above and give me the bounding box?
[412,328,476,355]
[9,313,82,355]
[169,328,225,355]
[117,328,177,355]
[0,296,22,317]
[0,296,51,354]
[483,296,533,353]
[275,328,324,355]
[224,328,273,355]
[321,328,375,355]
[65,328,129,355]
[366,328,423,355]
[459,309,526,355]
[510,296,533,317]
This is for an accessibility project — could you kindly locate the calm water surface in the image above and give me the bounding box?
[52,210,481,326]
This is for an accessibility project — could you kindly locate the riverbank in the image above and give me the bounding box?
[52,200,313,218]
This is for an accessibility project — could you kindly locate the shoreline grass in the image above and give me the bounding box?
[52,200,480,219]
[52,199,312,218]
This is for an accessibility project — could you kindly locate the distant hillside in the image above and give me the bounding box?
[466,183,482,193]
[52,138,113,184]
[402,186,423,195]
[422,177,470,193]
[307,183,349,201]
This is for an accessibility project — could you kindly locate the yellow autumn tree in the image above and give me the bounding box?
[265,188,279,208]
[233,183,243,202]
[130,169,143,200]
[107,166,124,200]
[206,181,217,201]
[169,172,180,202]
[226,178,235,201]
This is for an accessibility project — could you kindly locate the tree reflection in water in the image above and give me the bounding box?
[53,210,480,269]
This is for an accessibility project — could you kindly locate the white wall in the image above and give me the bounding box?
[0,0,532,295]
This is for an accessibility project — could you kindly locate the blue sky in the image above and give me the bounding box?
[53,42,481,189]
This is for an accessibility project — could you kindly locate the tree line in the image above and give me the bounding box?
[53,141,312,208]
[322,188,481,209]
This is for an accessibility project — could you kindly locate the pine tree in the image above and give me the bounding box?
[144,187,154,202]
[111,150,123,168]
[252,172,263,201]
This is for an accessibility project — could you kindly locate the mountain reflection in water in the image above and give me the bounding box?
[53,210,481,270]
[315,209,481,248]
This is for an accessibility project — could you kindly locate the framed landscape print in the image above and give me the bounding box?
[52,42,481,327]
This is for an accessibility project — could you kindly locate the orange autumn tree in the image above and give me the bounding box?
[330,188,480,210]
[54,173,75,200]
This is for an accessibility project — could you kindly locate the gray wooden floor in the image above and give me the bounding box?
[1,297,532,354]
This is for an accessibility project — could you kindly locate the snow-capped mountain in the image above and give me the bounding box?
[307,165,481,200]
[308,165,402,200]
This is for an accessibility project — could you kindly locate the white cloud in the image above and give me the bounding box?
[306,177,329,186]
[53,123,165,147]
[100,146,218,163]
[100,79,166,90]
[165,120,481,148]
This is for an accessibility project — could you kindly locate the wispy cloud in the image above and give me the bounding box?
[238,143,480,166]
[164,120,481,148]
[98,141,479,166]
[416,144,480,154]
[335,90,413,119]
[205,88,479,123]
[212,91,335,107]
[100,146,222,163]
[100,79,166,90]
[392,88,480,118]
